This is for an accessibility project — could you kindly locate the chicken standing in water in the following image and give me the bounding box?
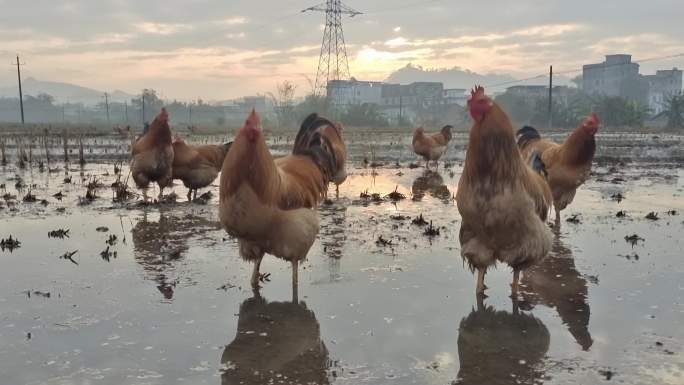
[131,108,174,202]
[412,125,453,169]
[457,86,552,296]
[517,113,600,225]
[172,136,232,201]
[219,111,346,301]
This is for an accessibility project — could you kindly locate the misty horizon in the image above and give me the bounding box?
[1,0,682,100]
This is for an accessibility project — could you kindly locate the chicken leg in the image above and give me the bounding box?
[511,269,521,297]
[555,209,561,227]
[292,259,299,304]
[250,256,263,289]
[476,267,487,295]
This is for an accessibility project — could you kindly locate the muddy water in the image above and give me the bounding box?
[1,139,683,384]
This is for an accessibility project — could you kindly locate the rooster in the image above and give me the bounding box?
[456,86,552,296]
[219,111,346,301]
[517,113,600,225]
[412,125,453,169]
[172,136,232,201]
[131,108,174,202]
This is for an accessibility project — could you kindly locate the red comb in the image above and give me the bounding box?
[158,108,169,123]
[469,85,485,100]
[589,112,600,125]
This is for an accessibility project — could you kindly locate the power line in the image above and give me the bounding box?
[485,52,684,89]
[365,0,447,14]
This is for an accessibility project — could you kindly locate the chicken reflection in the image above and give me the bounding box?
[221,294,330,385]
[455,299,550,385]
[131,211,221,300]
[521,238,593,350]
[411,170,451,201]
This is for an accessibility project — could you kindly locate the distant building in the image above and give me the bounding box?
[505,85,548,100]
[582,54,648,103]
[327,79,384,106]
[644,68,683,114]
[326,79,446,124]
[504,85,577,103]
[443,88,468,107]
[582,54,683,113]
[380,82,444,123]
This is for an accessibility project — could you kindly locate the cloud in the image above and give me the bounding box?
[589,33,681,57]
[213,16,248,26]
[134,22,192,35]
[0,1,681,99]
[512,23,585,37]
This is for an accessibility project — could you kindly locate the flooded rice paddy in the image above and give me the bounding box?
[0,131,683,385]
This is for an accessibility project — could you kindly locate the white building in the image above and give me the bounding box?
[327,79,384,106]
[644,69,683,114]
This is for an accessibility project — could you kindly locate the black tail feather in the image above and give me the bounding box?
[530,151,548,179]
[293,113,338,182]
[516,125,541,149]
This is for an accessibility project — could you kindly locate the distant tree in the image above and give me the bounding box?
[570,75,583,89]
[662,92,684,129]
[593,96,650,127]
[36,93,55,105]
[129,89,164,123]
[339,103,389,127]
[268,81,297,129]
[294,94,331,123]
[494,92,535,125]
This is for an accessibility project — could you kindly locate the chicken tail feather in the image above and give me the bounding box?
[529,151,548,179]
[516,125,541,149]
[292,113,338,183]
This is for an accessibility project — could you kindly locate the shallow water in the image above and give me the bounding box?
[1,136,683,385]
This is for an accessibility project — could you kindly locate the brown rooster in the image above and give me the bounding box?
[457,86,552,296]
[219,111,346,301]
[412,125,453,169]
[172,136,232,201]
[131,108,174,202]
[517,113,600,225]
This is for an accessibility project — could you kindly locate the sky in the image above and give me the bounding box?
[0,0,682,101]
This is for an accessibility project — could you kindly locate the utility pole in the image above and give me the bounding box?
[124,101,128,123]
[104,92,110,124]
[399,94,403,124]
[141,90,146,126]
[548,65,553,129]
[188,102,192,125]
[303,0,362,96]
[62,104,65,122]
[15,55,25,125]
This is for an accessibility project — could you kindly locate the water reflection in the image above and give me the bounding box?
[221,294,330,385]
[319,203,347,282]
[131,211,220,300]
[455,299,550,385]
[521,239,594,350]
[411,170,451,201]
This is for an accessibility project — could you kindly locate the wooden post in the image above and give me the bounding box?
[63,130,69,163]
